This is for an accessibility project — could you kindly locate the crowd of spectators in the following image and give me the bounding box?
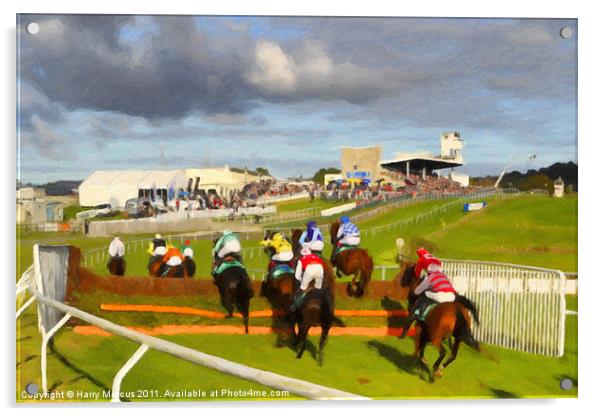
[170,179,309,212]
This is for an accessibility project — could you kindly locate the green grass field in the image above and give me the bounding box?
[16,193,578,401]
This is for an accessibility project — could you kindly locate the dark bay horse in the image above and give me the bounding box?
[291,290,340,364]
[183,257,196,278]
[397,261,480,382]
[107,256,126,276]
[213,257,254,334]
[260,231,298,344]
[329,222,373,297]
[148,255,187,278]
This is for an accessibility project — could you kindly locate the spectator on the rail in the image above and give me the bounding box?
[108,236,125,258]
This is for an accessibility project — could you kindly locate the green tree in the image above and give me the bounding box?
[255,167,270,177]
[313,167,342,185]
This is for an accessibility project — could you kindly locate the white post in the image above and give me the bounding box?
[111,344,150,402]
[41,313,72,393]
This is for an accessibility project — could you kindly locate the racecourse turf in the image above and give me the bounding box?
[16,193,578,401]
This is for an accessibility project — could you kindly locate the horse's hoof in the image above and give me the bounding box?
[434,369,443,378]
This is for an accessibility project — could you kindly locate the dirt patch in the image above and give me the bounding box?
[71,267,409,300]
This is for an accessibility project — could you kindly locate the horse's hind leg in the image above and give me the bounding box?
[443,337,461,369]
[431,338,447,382]
[318,325,330,366]
[296,325,310,359]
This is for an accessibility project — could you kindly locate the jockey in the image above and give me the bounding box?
[399,248,456,338]
[414,247,443,278]
[181,240,194,258]
[295,247,325,291]
[213,230,242,271]
[147,234,168,256]
[298,221,324,253]
[290,247,327,315]
[108,236,125,258]
[162,246,184,267]
[336,216,361,247]
[261,232,294,267]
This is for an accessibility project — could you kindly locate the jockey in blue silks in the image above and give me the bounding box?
[298,221,324,253]
[336,216,361,247]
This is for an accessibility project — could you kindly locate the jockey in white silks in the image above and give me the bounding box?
[108,236,125,258]
[298,221,324,253]
[336,216,361,247]
[213,230,242,260]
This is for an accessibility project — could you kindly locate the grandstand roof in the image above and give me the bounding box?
[380,154,463,173]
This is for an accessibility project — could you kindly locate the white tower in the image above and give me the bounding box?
[440,131,464,163]
[554,177,565,198]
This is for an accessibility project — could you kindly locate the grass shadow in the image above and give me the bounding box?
[48,340,112,393]
[367,340,418,376]
[381,296,407,328]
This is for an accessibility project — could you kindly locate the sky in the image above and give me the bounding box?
[17,15,577,183]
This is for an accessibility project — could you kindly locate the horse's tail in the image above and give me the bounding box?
[455,309,479,351]
[456,294,480,326]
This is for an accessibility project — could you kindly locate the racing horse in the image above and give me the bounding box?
[397,261,480,382]
[148,255,187,278]
[107,256,126,276]
[329,221,373,297]
[290,287,341,364]
[260,230,298,343]
[213,256,254,334]
[183,257,196,278]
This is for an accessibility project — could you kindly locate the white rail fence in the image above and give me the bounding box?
[443,260,566,357]
[16,245,367,401]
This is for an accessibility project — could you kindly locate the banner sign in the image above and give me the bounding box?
[463,202,487,212]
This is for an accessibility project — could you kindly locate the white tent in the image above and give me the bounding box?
[78,169,188,208]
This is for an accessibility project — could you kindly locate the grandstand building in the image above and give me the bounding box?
[340,132,469,187]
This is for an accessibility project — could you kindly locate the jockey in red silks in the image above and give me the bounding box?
[399,248,457,338]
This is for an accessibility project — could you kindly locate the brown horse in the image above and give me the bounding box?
[397,261,480,382]
[107,256,126,276]
[148,255,187,278]
[260,230,298,344]
[329,222,373,297]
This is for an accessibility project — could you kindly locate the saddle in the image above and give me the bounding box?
[412,297,438,322]
[269,263,294,279]
[333,244,359,259]
[214,257,245,275]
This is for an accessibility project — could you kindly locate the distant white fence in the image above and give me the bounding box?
[16,245,367,401]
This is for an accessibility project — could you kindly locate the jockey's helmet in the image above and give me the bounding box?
[416,247,429,257]
[223,229,233,235]
[155,234,162,239]
[340,216,350,224]
[306,221,317,228]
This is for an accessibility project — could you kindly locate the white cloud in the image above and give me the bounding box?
[247,40,298,94]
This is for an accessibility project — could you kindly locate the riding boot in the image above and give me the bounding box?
[399,315,416,339]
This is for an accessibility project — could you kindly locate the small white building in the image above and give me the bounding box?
[554,177,565,198]
[16,187,63,224]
